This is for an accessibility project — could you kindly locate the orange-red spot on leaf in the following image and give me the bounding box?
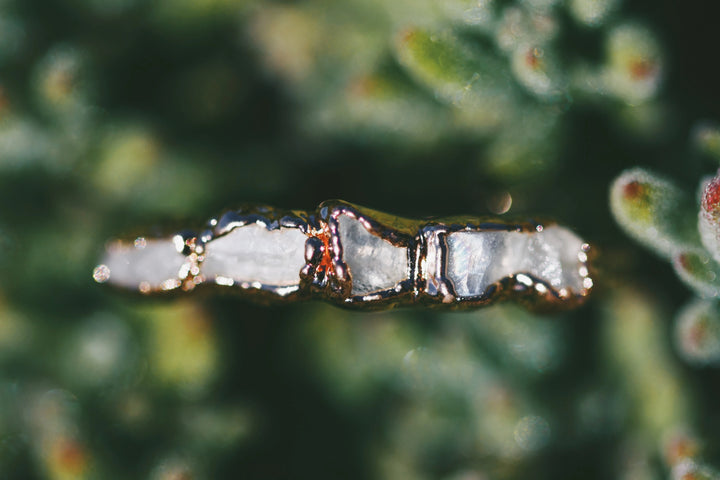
[678,253,692,271]
[349,75,380,97]
[680,471,701,480]
[628,58,657,80]
[486,386,514,413]
[52,438,88,476]
[665,433,700,466]
[623,180,645,200]
[525,49,542,70]
[398,28,417,46]
[687,321,708,350]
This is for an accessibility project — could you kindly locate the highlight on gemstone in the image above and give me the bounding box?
[95,201,593,311]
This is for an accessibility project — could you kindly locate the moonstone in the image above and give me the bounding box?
[202,224,307,286]
[337,215,409,295]
[446,226,584,297]
[101,239,186,289]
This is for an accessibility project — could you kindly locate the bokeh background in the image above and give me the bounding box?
[2,0,720,478]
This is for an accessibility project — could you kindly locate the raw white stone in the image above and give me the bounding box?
[102,239,186,289]
[202,224,307,286]
[446,226,585,297]
[338,215,409,295]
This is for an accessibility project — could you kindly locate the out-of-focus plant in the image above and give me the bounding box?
[293,286,720,479]
[1,0,720,478]
[247,0,663,180]
[610,125,720,367]
[298,304,566,478]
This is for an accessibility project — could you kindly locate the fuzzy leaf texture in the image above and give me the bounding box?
[699,170,720,265]
[610,167,701,257]
[675,299,720,366]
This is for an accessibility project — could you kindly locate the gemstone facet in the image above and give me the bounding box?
[337,214,409,295]
[202,224,307,287]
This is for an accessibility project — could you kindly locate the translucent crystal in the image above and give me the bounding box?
[445,226,585,297]
[99,238,186,290]
[202,224,307,286]
[446,231,500,296]
[337,215,409,295]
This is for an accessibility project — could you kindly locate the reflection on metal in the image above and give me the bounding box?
[94,200,593,311]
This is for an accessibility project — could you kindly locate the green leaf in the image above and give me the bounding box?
[313,71,451,142]
[393,28,514,126]
[610,168,700,258]
[692,121,720,162]
[675,298,720,366]
[672,249,720,298]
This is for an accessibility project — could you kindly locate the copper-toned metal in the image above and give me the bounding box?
[94,200,593,311]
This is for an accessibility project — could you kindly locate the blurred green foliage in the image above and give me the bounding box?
[3,0,720,479]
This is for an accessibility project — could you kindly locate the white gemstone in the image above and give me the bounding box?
[337,215,409,295]
[202,224,307,287]
[446,231,523,296]
[101,239,186,289]
[538,226,586,292]
[423,229,446,296]
[445,226,585,298]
